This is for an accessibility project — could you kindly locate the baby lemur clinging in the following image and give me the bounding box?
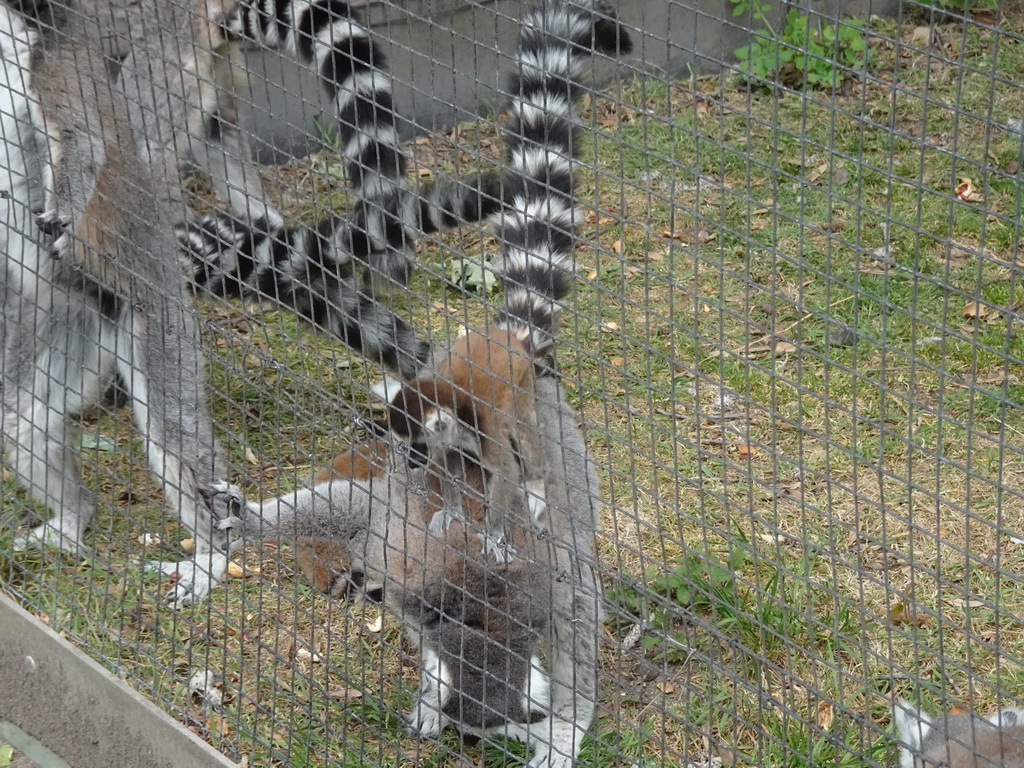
[214,1,632,764]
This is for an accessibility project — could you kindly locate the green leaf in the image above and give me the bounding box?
[729,546,749,572]
[0,744,14,768]
[79,434,116,451]
[449,259,498,294]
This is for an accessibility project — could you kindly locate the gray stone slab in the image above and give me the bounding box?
[0,594,235,768]
[240,0,901,161]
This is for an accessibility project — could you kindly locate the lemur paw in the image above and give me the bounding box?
[36,209,69,235]
[482,534,516,564]
[150,553,229,609]
[427,508,464,535]
[13,522,87,555]
[51,232,71,258]
[202,481,247,524]
[527,493,548,521]
[407,699,446,739]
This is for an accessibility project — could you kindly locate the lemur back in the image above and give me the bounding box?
[896,701,1024,768]
[2,0,239,607]
[388,328,546,540]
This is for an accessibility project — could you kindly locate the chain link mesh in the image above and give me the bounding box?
[2,1,1023,766]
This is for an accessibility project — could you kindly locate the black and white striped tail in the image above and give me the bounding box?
[494,0,632,361]
[176,171,505,377]
[223,1,416,291]
[225,1,405,203]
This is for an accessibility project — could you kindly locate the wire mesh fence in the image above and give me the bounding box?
[2,0,1023,766]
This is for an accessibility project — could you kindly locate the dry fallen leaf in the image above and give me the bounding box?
[329,687,365,703]
[366,612,383,633]
[207,714,232,739]
[226,561,259,579]
[295,647,324,663]
[888,601,928,627]
[910,25,933,46]
[956,177,984,203]
[741,342,774,356]
[610,239,624,256]
[180,537,195,553]
[245,446,260,466]
[818,700,834,730]
[962,301,998,321]
[951,598,987,609]
[718,745,738,767]
[774,340,798,355]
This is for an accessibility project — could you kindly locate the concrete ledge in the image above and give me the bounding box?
[0,594,235,768]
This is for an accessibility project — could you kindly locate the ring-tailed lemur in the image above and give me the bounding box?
[385,0,633,555]
[894,699,1024,768]
[1,0,239,607]
[213,2,631,765]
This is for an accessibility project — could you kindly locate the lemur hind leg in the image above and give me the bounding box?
[5,284,118,554]
[115,292,235,607]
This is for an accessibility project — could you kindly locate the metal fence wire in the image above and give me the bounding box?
[2,0,1023,766]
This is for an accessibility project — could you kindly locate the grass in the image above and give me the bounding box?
[5,7,1024,768]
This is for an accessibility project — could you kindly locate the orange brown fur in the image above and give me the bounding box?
[295,438,494,596]
[296,440,389,595]
[32,16,168,297]
[388,328,545,546]
[312,438,390,484]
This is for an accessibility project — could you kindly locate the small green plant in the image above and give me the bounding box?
[732,0,869,89]
[915,0,999,14]
[606,547,752,663]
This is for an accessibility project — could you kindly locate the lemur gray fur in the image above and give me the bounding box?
[1,0,237,607]
[212,2,631,764]
[895,700,1024,768]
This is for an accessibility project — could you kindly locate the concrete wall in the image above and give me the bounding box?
[0,595,236,768]
[241,0,901,161]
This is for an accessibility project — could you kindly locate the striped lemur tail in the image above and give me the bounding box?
[178,0,506,377]
[494,0,632,360]
[386,0,631,556]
